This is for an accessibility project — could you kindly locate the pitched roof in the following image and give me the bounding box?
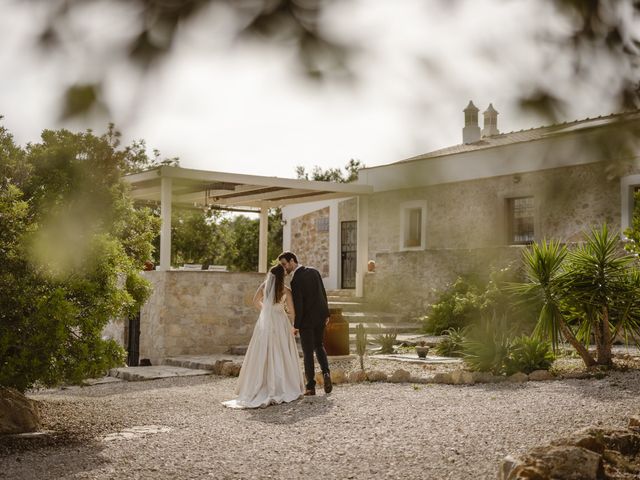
[387,110,640,167]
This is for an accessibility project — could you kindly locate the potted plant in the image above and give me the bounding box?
[415,341,429,359]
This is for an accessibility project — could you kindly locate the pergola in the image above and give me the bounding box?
[123,166,373,275]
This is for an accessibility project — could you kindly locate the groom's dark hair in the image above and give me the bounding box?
[278,251,298,263]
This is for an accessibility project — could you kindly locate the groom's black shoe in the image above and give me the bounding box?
[323,373,333,394]
[304,388,316,396]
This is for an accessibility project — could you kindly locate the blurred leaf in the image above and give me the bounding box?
[518,90,564,124]
[60,83,107,120]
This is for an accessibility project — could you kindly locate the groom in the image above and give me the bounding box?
[278,251,332,396]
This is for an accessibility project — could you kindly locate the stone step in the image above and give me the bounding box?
[109,365,212,381]
[348,323,422,334]
[341,311,413,324]
[328,300,376,312]
[163,354,245,370]
[326,289,355,298]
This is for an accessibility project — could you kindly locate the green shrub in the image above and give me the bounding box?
[505,335,554,374]
[462,317,512,375]
[422,268,538,335]
[422,277,483,334]
[434,327,466,357]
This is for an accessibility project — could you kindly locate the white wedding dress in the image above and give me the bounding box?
[222,274,304,409]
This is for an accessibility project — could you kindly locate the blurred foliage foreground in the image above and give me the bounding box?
[0,123,164,391]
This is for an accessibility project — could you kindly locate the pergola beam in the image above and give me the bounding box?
[123,166,374,272]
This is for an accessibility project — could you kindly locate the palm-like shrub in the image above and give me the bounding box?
[434,327,466,357]
[505,335,554,374]
[512,225,640,367]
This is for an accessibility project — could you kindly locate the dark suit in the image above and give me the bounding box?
[290,265,330,389]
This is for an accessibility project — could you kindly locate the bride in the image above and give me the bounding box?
[222,264,304,409]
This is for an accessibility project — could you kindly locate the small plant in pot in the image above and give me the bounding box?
[415,341,429,359]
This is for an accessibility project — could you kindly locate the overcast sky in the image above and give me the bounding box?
[0,0,632,177]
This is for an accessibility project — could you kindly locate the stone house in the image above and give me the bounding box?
[282,104,640,304]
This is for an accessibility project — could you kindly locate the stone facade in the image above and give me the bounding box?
[290,206,330,277]
[139,271,264,364]
[367,162,621,255]
[364,246,524,307]
[363,161,622,306]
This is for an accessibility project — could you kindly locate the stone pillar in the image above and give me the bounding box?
[159,176,172,271]
[355,195,369,297]
[258,205,268,273]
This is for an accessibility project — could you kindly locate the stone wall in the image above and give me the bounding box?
[290,206,330,277]
[367,162,621,255]
[364,246,525,311]
[102,318,126,348]
[139,271,264,364]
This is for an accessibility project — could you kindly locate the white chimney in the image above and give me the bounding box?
[482,103,499,137]
[462,101,481,144]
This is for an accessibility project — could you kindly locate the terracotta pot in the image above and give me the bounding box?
[415,346,429,359]
[323,308,350,356]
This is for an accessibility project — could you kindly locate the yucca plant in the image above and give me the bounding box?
[434,327,466,357]
[375,329,397,354]
[462,316,512,375]
[505,335,554,375]
[511,225,640,367]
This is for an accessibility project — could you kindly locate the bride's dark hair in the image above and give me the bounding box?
[269,264,285,304]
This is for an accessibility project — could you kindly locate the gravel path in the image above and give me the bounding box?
[2,366,640,480]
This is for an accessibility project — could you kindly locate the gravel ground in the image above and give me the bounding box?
[2,359,640,480]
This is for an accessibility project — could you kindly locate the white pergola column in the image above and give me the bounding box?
[159,176,172,271]
[355,195,369,297]
[258,205,269,273]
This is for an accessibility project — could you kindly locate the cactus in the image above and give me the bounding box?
[356,323,367,371]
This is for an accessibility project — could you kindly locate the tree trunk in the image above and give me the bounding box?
[596,306,613,366]
[559,321,596,367]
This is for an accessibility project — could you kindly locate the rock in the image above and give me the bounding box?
[0,387,41,434]
[432,373,453,384]
[628,416,640,430]
[366,370,388,382]
[471,371,497,383]
[528,369,555,381]
[450,370,474,385]
[498,455,519,480]
[551,431,606,456]
[603,449,640,474]
[505,445,604,480]
[602,430,640,455]
[221,362,241,377]
[331,368,346,384]
[506,372,528,383]
[348,370,367,383]
[409,376,430,384]
[389,369,411,383]
[212,359,232,375]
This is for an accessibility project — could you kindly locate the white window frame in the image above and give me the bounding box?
[399,200,427,251]
[620,174,640,239]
